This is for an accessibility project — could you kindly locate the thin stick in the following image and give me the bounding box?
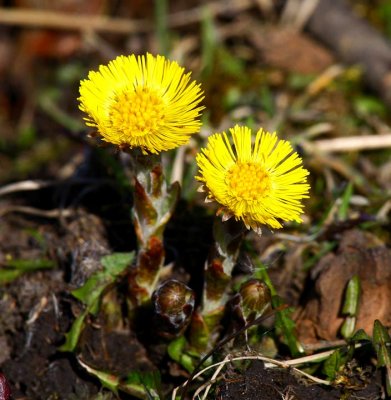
[179,306,286,400]
[0,8,149,33]
[280,0,320,31]
[0,180,53,197]
[0,205,75,218]
[200,355,229,400]
[0,0,253,33]
[170,146,186,185]
[172,354,331,399]
[304,134,391,153]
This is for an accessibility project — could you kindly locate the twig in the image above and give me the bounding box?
[26,297,48,325]
[0,0,254,33]
[178,307,286,400]
[0,180,53,197]
[0,205,75,219]
[170,146,186,185]
[302,339,350,352]
[0,8,149,33]
[304,134,391,153]
[0,178,115,198]
[280,0,320,31]
[377,200,391,221]
[193,356,229,400]
[172,353,332,399]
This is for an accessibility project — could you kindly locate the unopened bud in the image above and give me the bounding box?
[152,279,195,338]
[239,279,271,317]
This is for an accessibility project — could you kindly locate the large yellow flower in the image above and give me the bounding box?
[79,53,204,154]
[196,125,310,234]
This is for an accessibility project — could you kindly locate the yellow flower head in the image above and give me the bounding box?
[79,53,204,154]
[196,125,310,234]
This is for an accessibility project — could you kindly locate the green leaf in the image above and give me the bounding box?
[0,258,56,285]
[353,95,387,118]
[373,319,391,368]
[349,329,371,342]
[288,73,315,90]
[167,337,195,373]
[259,85,275,117]
[61,252,134,352]
[59,310,88,352]
[0,269,24,284]
[201,6,217,78]
[72,252,134,311]
[340,317,356,340]
[338,182,353,221]
[154,0,169,56]
[5,258,55,270]
[341,275,361,339]
[342,275,361,316]
[123,370,161,400]
[167,336,186,361]
[254,261,302,356]
[17,126,37,149]
[323,349,344,381]
[78,359,119,395]
[272,296,303,357]
[254,260,276,296]
[78,359,163,399]
[373,320,391,397]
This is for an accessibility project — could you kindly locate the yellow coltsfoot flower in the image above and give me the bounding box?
[196,125,310,234]
[79,53,204,154]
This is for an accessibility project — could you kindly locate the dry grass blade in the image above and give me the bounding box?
[190,355,229,400]
[0,180,53,197]
[177,307,286,400]
[280,0,320,31]
[0,0,253,33]
[170,146,186,185]
[172,353,332,400]
[0,8,150,33]
[0,205,75,219]
[304,134,391,153]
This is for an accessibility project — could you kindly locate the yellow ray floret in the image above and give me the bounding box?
[79,53,204,154]
[196,125,310,234]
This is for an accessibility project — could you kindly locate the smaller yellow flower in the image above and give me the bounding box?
[79,53,204,154]
[196,125,310,234]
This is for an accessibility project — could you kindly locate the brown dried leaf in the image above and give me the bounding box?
[295,229,391,343]
[250,27,334,74]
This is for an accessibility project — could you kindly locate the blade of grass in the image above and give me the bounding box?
[154,0,169,56]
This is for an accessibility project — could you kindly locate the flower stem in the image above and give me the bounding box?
[128,151,180,306]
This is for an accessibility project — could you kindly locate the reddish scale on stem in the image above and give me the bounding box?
[0,372,11,400]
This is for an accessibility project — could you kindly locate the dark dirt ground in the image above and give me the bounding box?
[2,0,391,399]
[0,183,386,399]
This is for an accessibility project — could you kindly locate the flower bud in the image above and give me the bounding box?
[152,279,195,339]
[239,279,271,319]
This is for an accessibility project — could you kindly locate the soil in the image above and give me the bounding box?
[0,179,211,399]
[215,360,381,400]
[0,187,385,399]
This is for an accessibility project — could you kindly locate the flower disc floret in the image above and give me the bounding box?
[79,53,204,154]
[196,125,310,233]
[226,162,271,201]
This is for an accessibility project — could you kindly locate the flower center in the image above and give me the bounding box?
[109,87,165,137]
[226,162,271,201]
